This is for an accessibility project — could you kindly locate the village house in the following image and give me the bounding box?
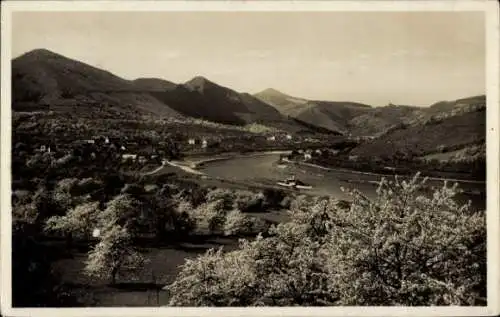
[122,154,137,161]
[304,149,313,161]
[286,134,293,140]
[38,144,53,153]
[267,136,276,141]
[201,139,208,149]
[188,138,196,145]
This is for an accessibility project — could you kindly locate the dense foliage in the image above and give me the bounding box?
[10,102,486,307]
[167,174,486,306]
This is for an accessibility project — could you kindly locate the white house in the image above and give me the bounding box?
[286,134,293,140]
[104,137,110,144]
[92,228,101,238]
[122,154,137,161]
[86,139,95,144]
[267,136,276,141]
[201,139,208,148]
[188,138,196,145]
[315,149,322,155]
[304,149,313,160]
[40,145,46,152]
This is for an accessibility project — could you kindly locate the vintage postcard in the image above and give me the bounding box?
[1,1,499,316]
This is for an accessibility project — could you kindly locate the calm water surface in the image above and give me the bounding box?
[199,154,486,210]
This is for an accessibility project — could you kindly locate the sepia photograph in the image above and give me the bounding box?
[1,1,499,316]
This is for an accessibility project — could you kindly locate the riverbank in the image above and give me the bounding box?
[282,158,486,185]
[186,150,291,169]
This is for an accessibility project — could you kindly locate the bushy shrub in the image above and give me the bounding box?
[206,188,236,210]
[12,203,38,225]
[75,177,103,196]
[164,198,197,236]
[233,190,264,212]
[223,210,268,236]
[167,173,486,306]
[188,199,227,234]
[44,201,100,239]
[261,188,287,209]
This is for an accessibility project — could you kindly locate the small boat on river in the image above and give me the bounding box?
[277,175,313,190]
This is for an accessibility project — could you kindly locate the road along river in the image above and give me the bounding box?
[195,152,486,210]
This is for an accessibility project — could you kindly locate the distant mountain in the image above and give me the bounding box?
[256,88,486,138]
[348,96,486,160]
[11,49,312,133]
[12,49,484,140]
[132,78,177,92]
[409,95,486,124]
[255,88,372,134]
[12,49,181,117]
[151,76,307,130]
[347,104,421,137]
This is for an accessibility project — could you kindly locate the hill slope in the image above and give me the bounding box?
[132,78,177,92]
[347,104,421,137]
[12,49,181,118]
[151,77,309,131]
[12,49,314,133]
[349,99,486,160]
[255,88,372,134]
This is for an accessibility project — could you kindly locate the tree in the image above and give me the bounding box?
[97,194,142,238]
[327,174,485,305]
[167,173,485,306]
[84,224,145,285]
[52,178,80,210]
[44,201,100,241]
[188,199,227,234]
[223,209,267,236]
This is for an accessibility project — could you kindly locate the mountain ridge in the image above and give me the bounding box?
[12,49,311,133]
[12,48,486,138]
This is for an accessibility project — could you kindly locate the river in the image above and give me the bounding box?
[197,153,486,210]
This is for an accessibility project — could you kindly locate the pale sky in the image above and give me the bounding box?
[12,11,485,107]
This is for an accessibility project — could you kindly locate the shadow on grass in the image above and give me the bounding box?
[111,282,166,292]
[64,281,167,292]
[133,233,242,249]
